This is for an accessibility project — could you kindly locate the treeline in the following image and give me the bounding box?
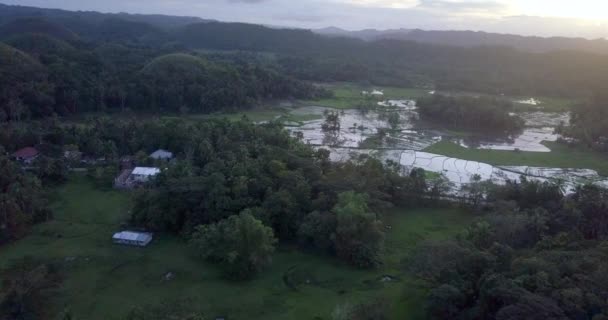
[410,178,608,319]
[417,94,524,133]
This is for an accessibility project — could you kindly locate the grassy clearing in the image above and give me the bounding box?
[425,141,608,176]
[0,175,473,320]
[435,90,577,113]
[302,82,430,109]
[511,96,576,112]
[64,106,323,126]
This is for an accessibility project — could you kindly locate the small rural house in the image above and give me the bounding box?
[150,149,174,160]
[114,166,161,189]
[112,231,153,247]
[131,167,161,183]
[12,147,39,164]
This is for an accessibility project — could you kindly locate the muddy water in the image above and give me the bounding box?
[460,127,559,152]
[289,106,440,150]
[289,106,569,153]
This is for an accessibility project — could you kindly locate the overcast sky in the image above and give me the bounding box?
[3,0,608,38]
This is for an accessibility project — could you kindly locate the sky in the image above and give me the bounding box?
[3,0,608,38]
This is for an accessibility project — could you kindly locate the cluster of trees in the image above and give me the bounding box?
[0,149,51,244]
[0,258,61,320]
[118,119,431,278]
[417,94,524,134]
[411,178,608,319]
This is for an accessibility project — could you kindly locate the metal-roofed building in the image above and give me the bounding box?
[131,167,161,183]
[112,231,153,247]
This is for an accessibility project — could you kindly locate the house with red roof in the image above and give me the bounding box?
[12,147,39,165]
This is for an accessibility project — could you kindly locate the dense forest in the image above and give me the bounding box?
[411,179,608,319]
[0,31,327,121]
[417,94,524,134]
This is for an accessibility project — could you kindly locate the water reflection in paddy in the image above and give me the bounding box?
[286,104,605,193]
[288,106,569,153]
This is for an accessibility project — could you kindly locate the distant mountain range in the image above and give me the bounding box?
[315,27,608,55]
[3,3,608,56]
[0,3,210,30]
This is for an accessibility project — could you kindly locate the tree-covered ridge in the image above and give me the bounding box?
[417,94,524,134]
[0,36,327,121]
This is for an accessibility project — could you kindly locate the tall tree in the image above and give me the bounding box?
[190,211,277,280]
[333,192,384,268]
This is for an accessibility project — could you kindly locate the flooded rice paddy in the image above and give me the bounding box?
[287,99,607,193]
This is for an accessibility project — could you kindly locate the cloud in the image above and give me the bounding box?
[226,0,268,3]
[417,0,508,15]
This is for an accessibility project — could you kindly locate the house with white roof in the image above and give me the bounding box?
[114,166,161,189]
[130,167,161,183]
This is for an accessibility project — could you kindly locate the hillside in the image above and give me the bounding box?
[0,17,78,41]
[2,3,608,119]
[0,3,208,29]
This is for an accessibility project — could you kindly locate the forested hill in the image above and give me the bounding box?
[2,3,608,121]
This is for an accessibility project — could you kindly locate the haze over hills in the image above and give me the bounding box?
[315,26,608,54]
[0,3,209,30]
[4,2,608,56]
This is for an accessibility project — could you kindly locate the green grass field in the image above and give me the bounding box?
[425,141,608,176]
[301,83,430,109]
[0,175,473,320]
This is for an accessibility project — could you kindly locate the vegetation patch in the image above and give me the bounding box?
[301,82,430,109]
